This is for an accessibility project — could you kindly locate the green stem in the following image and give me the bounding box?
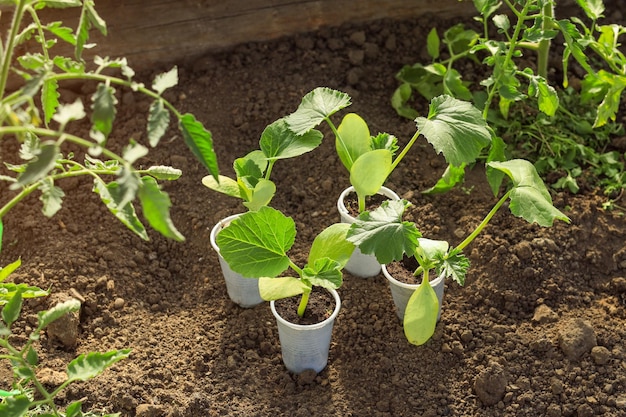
[297,290,310,317]
[0,0,28,97]
[455,188,512,252]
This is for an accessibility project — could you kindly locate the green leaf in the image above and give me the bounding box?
[416,95,491,166]
[0,259,21,283]
[42,78,60,125]
[422,163,466,194]
[92,180,148,240]
[285,87,352,135]
[11,142,59,190]
[179,113,219,179]
[242,179,276,211]
[2,291,23,327]
[37,298,80,331]
[336,113,372,171]
[138,176,184,241]
[145,165,182,180]
[303,258,343,290]
[0,394,31,417]
[152,67,178,95]
[259,118,323,160]
[350,149,393,200]
[147,99,171,147]
[39,178,65,217]
[202,175,242,199]
[308,223,355,267]
[216,206,296,278]
[259,277,309,301]
[347,199,421,264]
[488,159,571,226]
[67,349,131,382]
[426,28,440,59]
[403,278,439,346]
[91,83,117,139]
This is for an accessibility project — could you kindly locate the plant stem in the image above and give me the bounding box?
[455,188,512,252]
[297,290,310,317]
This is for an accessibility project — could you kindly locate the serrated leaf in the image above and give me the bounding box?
[0,259,21,283]
[303,258,343,290]
[11,142,59,190]
[42,78,60,125]
[416,95,491,166]
[92,180,148,240]
[138,176,184,241]
[91,83,117,138]
[147,99,170,147]
[259,118,323,160]
[336,113,371,171]
[152,67,178,95]
[347,199,421,264]
[216,206,295,278]
[259,277,309,301]
[403,278,439,346]
[285,87,352,135]
[179,113,219,179]
[308,223,355,268]
[488,159,571,226]
[39,178,65,217]
[146,165,182,180]
[2,291,23,327]
[0,394,30,417]
[37,298,80,331]
[67,349,130,382]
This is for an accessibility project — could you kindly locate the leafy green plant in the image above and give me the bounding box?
[201,117,323,211]
[215,206,355,317]
[285,87,493,212]
[0,0,219,246]
[347,159,570,345]
[392,0,626,198]
[0,288,128,417]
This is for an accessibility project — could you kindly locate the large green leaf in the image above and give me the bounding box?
[308,223,355,268]
[259,277,309,301]
[350,149,392,199]
[11,142,59,189]
[336,113,372,171]
[179,113,219,180]
[138,176,184,241]
[487,159,571,226]
[416,95,491,166]
[347,200,420,264]
[67,349,131,382]
[403,278,439,346]
[216,206,295,278]
[260,118,323,160]
[285,87,352,135]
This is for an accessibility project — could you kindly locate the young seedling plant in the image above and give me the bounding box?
[201,117,323,211]
[284,87,493,213]
[347,159,570,345]
[214,206,355,317]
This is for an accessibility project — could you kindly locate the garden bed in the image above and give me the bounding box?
[1,6,626,417]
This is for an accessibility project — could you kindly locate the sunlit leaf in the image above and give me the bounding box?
[416,95,491,166]
[216,206,295,278]
[138,176,184,241]
[285,87,352,135]
[67,349,131,382]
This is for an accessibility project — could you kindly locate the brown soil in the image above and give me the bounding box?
[2,7,626,417]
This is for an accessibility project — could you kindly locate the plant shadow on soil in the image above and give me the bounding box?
[2,5,626,417]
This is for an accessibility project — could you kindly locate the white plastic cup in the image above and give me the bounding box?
[270,288,341,374]
[210,214,263,308]
[382,265,446,321]
[337,186,400,277]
